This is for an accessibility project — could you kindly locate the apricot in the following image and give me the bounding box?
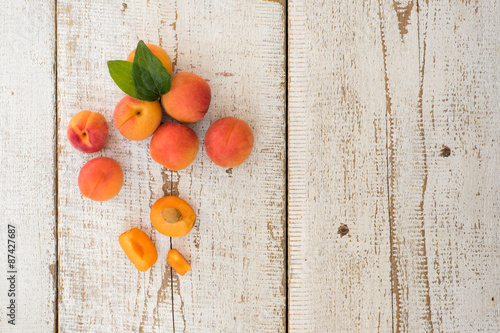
[204,117,254,168]
[167,249,191,276]
[67,111,109,153]
[161,72,211,123]
[119,228,158,272]
[78,157,123,201]
[150,123,199,171]
[150,196,196,237]
[127,43,173,75]
[113,96,162,141]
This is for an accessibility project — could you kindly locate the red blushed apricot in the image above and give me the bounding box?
[119,228,158,272]
[67,111,109,153]
[150,123,199,171]
[127,43,173,75]
[113,96,162,141]
[150,196,196,237]
[161,72,211,123]
[167,249,191,276]
[78,157,123,201]
[204,117,254,168]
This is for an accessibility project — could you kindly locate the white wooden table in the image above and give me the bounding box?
[1,1,498,332]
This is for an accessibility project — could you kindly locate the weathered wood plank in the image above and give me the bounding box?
[0,1,57,332]
[377,1,429,331]
[415,1,499,331]
[288,1,393,331]
[170,0,287,331]
[57,1,172,331]
[383,0,500,331]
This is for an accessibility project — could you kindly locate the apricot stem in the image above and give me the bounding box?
[161,207,182,223]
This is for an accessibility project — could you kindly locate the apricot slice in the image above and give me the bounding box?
[150,196,196,237]
[119,228,158,272]
[167,249,191,276]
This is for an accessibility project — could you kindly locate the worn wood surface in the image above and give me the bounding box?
[288,0,393,331]
[1,0,499,332]
[0,1,57,332]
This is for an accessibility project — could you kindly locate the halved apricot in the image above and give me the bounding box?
[167,249,191,276]
[150,196,196,237]
[119,228,158,272]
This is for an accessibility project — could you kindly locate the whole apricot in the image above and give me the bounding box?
[161,72,211,123]
[150,123,199,171]
[150,196,196,237]
[204,117,254,168]
[113,96,162,141]
[78,157,123,201]
[127,43,172,75]
[67,111,108,153]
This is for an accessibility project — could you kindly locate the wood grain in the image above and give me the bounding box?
[414,1,499,331]
[0,1,57,332]
[288,1,393,331]
[57,1,170,331]
[170,0,287,332]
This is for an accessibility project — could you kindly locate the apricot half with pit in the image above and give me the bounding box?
[150,196,196,237]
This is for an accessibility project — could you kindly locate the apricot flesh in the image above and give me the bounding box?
[204,116,254,168]
[150,123,199,171]
[161,72,211,123]
[150,196,196,237]
[119,228,158,272]
[78,157,123,201]
[127,43,173,75]
[67,110,109,153]
[113,96,162,141]
[167,249,191,276]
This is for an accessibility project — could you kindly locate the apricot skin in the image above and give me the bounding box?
[127,43,172,75]
[161,72,211,123]
[67,111,109,153]
[78,157,123,201]
[113,96,162,141]
[119,228,158,272]
[150,196,197,237]
[150,123,199,171]
[204,117,254,168]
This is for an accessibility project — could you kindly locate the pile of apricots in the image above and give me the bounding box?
[67,43,254,275]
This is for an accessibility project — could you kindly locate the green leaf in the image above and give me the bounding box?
[107,60,141,99]
[132,40,172,101]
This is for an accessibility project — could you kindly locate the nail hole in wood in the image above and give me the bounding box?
[337,224,349,237]
[440,146,451,157]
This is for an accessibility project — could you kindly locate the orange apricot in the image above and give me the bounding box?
[167,249,191,276]
[150,123,199,171]
[67,110,109,153]
[78,157,123,201]
[204,116,254,168]
[150,196,196,237]
[127,43,172,75]
[119,228,158,272]
[113,96,162,141]
[161,72,211,123]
